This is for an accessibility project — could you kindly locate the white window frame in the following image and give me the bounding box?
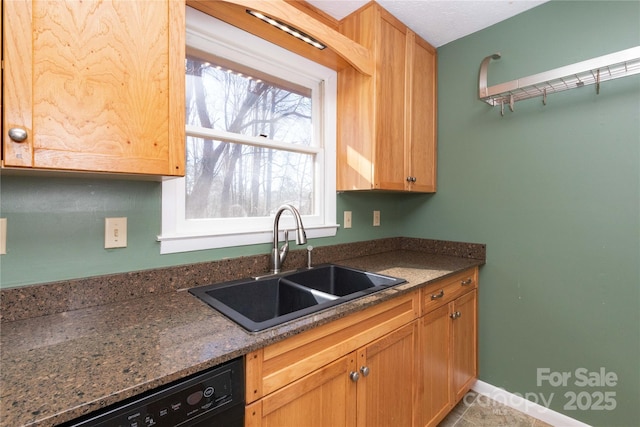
[158,7,337,255]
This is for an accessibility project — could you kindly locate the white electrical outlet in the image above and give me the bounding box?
[344,211,352,229]
[373,210,381,227]
[0,218,7,255]
[105,217,127,248]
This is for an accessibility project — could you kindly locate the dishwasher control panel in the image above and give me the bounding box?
[64,357,244,427]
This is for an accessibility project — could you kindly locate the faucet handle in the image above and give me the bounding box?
[278,230,290,268]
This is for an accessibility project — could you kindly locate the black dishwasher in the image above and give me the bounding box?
[64,357,244,427]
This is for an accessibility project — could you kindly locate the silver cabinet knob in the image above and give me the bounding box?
[450,311,462,319]
[431,290,445,300]
[349,371,360,382]
[8,128,28,142]
[461,278,473,286]
[359,366,370,377]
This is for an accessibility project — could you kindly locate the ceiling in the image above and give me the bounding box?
[306,0,549,47]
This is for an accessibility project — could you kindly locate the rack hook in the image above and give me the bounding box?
[509,94,515,112]
[542,88,547,105]
[596,69,601,94]
[500,99,504,116]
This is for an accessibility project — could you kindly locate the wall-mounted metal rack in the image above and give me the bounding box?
[478,46,640,115]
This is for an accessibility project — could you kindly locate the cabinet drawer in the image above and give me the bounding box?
[246,290,419,403]
[421,268,477,314]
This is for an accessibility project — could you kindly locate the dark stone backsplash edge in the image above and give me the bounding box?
[0,237,485,323]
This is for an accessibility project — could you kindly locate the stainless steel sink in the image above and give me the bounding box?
[189,264,405,332]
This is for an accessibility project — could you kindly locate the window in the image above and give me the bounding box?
[159,7,337,254]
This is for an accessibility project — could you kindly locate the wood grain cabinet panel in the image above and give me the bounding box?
[356,321,419,427]
[2,0,185,176]
[372,12,407,191]
[451,289,478,403]
[419,268,479,427]
[337,2,437,192]
[421,269,477,314]
[246,291,419,403]
[245,355,357,427]
[419,304,452,427]
[406,35,437,192]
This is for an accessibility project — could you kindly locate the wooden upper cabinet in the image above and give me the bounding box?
[2,0,185,176]
[373,11,408,191]
[407,34,437,192]
[337,2,437,192]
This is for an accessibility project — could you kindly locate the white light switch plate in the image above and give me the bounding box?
[105,217,127,248]
[344,211,352,228]
[373,210,381,227]
[0,218,6,255]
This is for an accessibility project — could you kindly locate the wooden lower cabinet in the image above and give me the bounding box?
[245,355,357,427]
[246,321,418,427]
[420,304,452,427]
[452,290,478,402]
[356,321,418,427]
[419,285,478,427]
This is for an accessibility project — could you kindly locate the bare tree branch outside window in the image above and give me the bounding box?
[185,55,314,219]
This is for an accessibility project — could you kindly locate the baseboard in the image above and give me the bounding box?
[472,380,592,427]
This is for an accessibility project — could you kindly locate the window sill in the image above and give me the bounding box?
[157,224,339,255]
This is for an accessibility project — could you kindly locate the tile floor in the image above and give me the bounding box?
[438,391,555,427]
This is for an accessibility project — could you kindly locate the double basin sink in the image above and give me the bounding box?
[189,264,406,332]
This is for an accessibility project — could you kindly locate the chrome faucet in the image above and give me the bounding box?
[271,204,307,274]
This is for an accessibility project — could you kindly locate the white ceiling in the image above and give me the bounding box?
[306,0,549,47]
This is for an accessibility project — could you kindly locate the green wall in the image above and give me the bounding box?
[402,1,639,425]
[0,175,407,287]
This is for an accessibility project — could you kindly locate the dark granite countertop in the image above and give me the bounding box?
[0,243,484,427]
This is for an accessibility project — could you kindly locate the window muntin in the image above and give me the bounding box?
[185,136,315,219]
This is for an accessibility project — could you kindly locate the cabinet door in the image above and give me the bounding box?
[3,0,33,167]
[406,33,437,192]
[336,3,437,193]
[373,9,407,191]
[451,290,478,402]
[246,354,357,427]
[419,304,452,427]
[3,0,185,175]
[356,321,418,427]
